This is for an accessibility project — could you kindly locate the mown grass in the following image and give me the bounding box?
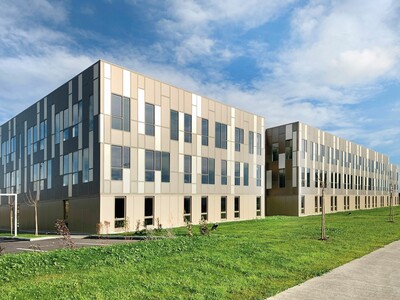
[0,207,399,300]
[0,233,52,238]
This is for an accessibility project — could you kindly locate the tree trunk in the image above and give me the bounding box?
[35,204,38,236]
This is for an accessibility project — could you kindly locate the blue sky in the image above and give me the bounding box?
[0,0,399,166]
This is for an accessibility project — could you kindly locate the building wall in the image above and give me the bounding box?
[266,122,399,216]
[0,62,101,232]
[97,61,265,232]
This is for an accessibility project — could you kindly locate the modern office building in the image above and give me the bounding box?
[265,122,399,216]
[0,60,265,233]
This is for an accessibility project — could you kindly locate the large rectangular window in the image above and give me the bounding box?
[256,165,262,187]
[221,160,227,185]
[145,103,155,136]
[145,150,170,182]
[111,146,130,180]
[249,131,254,154]
[235,127,244,152]
[201,157,215,184]
[221,196,227,219]
[83,148,89,183]
[201,197,208,220]
[184,114,192,143]
[234,197,240,218]
[285,140,292,160]
[170,110,179,141]
[184,155,192,183]
[144,197,154,226]
[257,133,262,155]
[184,196,191,222]
[256,197,261,216]
[301,196,305,214]
[279,169,285,188]
[244,163,249,186]
[235,162,240,186]
[215,122,227,149]
[111,94,130,131]
[114,197,125,228]
[272,143,279,161]
[201,118,208,146]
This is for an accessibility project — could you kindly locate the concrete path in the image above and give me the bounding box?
[268,240,400,300]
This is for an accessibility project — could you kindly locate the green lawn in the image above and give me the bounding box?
[0,207,399,300]
[0,233,53,239]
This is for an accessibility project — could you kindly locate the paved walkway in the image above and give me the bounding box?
[268,240,400,300]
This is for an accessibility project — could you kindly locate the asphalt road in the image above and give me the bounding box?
[0,237,139,254]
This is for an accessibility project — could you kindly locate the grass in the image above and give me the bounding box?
[0,207,399,299]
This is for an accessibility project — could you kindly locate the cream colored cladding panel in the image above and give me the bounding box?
[196,95,202,117]
[286,124,292,140]
[279,153,285,169]
[266,170,272,189]
[78,74,83,101]
[123,70,130,97]
[99,114,104,143]
[104,144,111,180]
[191,94,198,134]
[138,88,145,134]
[123,169,130,193]
[103,63,111,115]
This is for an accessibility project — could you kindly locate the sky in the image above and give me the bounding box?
[0,0,399,166]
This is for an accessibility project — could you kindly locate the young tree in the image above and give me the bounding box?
[318,175,328,241]
[389,184,395,223]
[26,185,40,236]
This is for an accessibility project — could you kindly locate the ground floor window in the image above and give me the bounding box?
[234,197,240,218]
[221,196,227,219]
[144,197,154,226]
[114,197,125,228]
[201,197,208,220]
[256,197,261,216]
[300,196,305,214]
[63,200,69,226]
[184,196,191,223]
[314,196,318,213]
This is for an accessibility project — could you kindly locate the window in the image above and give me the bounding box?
[301,196,305,214]
[89,95,94,131]
[315,170,319,188]
[256,165,262,187]
[170,110,179,141]
[331,196,334,211]
[83,148,89,183]
[249,131,254,154]
[184,114,192,143]
[285,140,292,160]
[63,109,69,142]
[221,160,227,185]
[315,196,318,213]
[63,155,69,186]
[235,127,244,151]
[184,197,191,222]
[257,133,262,155]
[272,143,279,161]
[144,197,154,226]
[334,196,337,211]
[114,197,125,228]
[145,103,155,136]
[47,160,52,189]
[111,94,130,131]
[279,169,285,188]
[301,168,306,187]
[201,157,215,184]
[145,150,170,182]
[215,122,227,149]
[221,197,227,219]
[184,155,192,183]
[111,146,130,180]
[55,113,60,144]
[72,151,78,185]
[306,168,310,187]
[235,162,240,186]
[310,141,314,160]
[201,197,208,220]
[256,197,261,216]
[319,196,323,212]
[244,163,249,186]
[234,197,240,218]
[201,119,208,146]
[39,120,47,150]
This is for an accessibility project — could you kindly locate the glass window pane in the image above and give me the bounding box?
[111,146,122,168]
[123,147,130,168]
[123,97,130,131]
[161,152,170,182]
[111,94,122,117]
[145,150,154,170]
[209,158,215,184]
[170,110,178,141]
